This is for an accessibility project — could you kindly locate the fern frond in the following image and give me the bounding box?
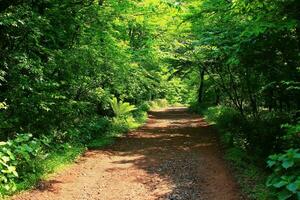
[110,97,136,116]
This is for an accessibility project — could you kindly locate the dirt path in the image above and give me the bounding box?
[12,108,242,200]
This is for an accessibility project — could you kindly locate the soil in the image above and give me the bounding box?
[12,107,243,200]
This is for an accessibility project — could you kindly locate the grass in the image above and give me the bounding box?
[170,102,186,107]
[149,99,169,110]
[223,147,270,199]
[87,135,115,149]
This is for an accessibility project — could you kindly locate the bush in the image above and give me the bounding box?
[149,101,159,109]
[149,99,168,109]
[197,104,295,158]
[200,105,249,149]
[157,99,168,108]
[281,123,300,149]
[109,98,144,134]
[132,103,149,123]
[204,106,242,129]
[0,134,45,192]
[266,149,300,200]
[243,111,293,157]
[80,117,111,141]
[110,97,136,117]
[138,102,150,112]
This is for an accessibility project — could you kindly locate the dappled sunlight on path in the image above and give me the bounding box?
[12,108,243,200]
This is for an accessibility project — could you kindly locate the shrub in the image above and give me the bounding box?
[79,117,111,141]
[281,123,300,149]
[188,101,206,114]
[266,149,300,200]
[204,106,242,129]
[138,102,150,112]
[110,97,136,117]
[245,111,291,157]
[156,99,168,108]
[149,101,159,109]
[109,98,142,134]
[171,102,184,107]
[132,103,149,124]
[0,134,45,192]
[149,99,169,109]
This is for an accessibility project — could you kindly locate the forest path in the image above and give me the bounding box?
[12,107,242,200]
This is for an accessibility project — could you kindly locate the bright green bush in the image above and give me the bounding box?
[149,99,169,109]
[110,97,136,117]
[109,98,144,134]
[0,134,45,192]
[266,149,300,200]
[157,99,168,108]
[149,101,159,109]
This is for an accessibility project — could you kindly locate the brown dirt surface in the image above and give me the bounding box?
[12,107,243,200]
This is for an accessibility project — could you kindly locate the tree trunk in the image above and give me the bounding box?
[215,88,220,105]
[198,68,205,103]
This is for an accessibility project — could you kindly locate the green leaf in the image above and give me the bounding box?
[278,190,293,200]
[282,160,294,169]
[286,183,297,193]
[1,156,10,163]
[296,192,300,199]
[267,160,276,167]
[0,141,6,146]
[274,180,288,188]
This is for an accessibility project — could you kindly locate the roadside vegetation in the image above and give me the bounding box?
[185,1,300,199]
[0,0,299,199]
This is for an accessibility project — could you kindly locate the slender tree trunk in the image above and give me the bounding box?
[215,88,220,105]
[198,68,205,103]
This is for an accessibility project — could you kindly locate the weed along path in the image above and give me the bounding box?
[12,108,242,200]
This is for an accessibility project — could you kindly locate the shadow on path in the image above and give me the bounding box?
[99,108,242,200]
[12,107,242,200]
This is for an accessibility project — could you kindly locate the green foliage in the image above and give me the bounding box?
[149,99,169,109]
[267,149,300,200]
[1,0,299,198]
[183,0,300,152]
[0,0,181,141]
[199,104,299,199]
[110,97,136,117]
[14,143,85,195]
[137,102,151,113]
[191,103,273,199]
[0,0,176,195]
[0,134,45,192]
[224,147,270,200]
[281,123,300,149]
[204,106,241,129]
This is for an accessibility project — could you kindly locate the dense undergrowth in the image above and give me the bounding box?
[0,0,188,197]
[0,98,174,197]
[190,103,300,200]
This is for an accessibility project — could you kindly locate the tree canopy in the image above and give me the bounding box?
[0,0,299,198]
